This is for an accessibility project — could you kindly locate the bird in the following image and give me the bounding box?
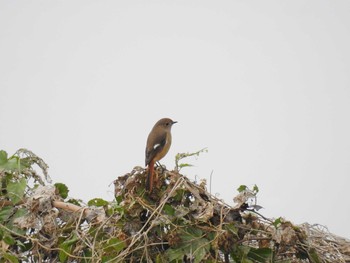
[145,118,177,192]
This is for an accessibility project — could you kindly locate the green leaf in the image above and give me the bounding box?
[237,185,247,193]
[175,148,208,171]
[163,203,175,216]
[107,202,124,217]
[6,156,20,172]
[173,189,185,202]
[104,237,126,253]
[0,151,20,172]
[59,235,79,262]
[6,208,27,236]
[179,163,194,168]
[167,248,184,261]
[239,245,251,257]
[231,245,251,262]
[194,239,210,263]
[247,247,273,262]
[3,234,16,245]
[179,227,202,243]
[0,150,8,164]
[308,248,322,263]
[88,198,109,207]
[55,183,69,199]
[82,250,92,263]
[59,242,71,262]
[101,255,115,263]
[193,245,207,263]
[168,227,210,263]
[12,207,27,219]
[177,227,210,263]
[17,157,32,170]
[15,239,27,250]
[1,253,19,263]
[224,223,238,235]
[115,195,123,204]
[206,231,216,242]
[7,177,27,204]
[67,198,81,206]
[155,254,165,263]
[273,217,283,228]
[0,206,14,222]
[8,207,28,225]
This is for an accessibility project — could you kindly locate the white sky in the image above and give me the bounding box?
[1,1,349,238]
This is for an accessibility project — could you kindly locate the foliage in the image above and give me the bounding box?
[175,148,208,171]
[1,149,350,262]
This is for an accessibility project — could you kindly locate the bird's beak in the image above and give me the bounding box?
[172,121,178,125]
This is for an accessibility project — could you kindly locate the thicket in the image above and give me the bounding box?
[0,149,349,262]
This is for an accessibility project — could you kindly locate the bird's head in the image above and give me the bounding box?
[156,118,177,130]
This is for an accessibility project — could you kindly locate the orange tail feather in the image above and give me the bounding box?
[146,159,155,192]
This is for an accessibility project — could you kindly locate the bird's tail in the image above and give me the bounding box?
[146,159,155,192]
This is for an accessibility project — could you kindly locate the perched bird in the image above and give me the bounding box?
[145,118,177,192]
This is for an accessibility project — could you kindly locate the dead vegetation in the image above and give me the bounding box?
[1,149,350,262]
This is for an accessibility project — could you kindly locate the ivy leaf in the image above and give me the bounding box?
[273,217,283,228]
[231,245,251,262]
[163,203,175,216]
[3,234,16,245]
[253,184,259,194]
[308,248,322,263]
[178,228,210,263]
[155,254,166,263]
[7,208,27,236]
[13,207,27,218]
[0,150,20,172]
[67,198,81,206]
[115,195,123,204]
[88,198,109,207]
[225,223,238,235]
[167,248,184,261]
[173,189,185,202]
[179,163,194,169]
[1,253,19,263]
[107,202,124,217]
[17,157,32,170]
[237,185,247,193]
[55,183,69,199]
[103,237,126,253]
[0,150,8,165]
[7,177,27,204]
[239,245,251,257]
[247,247,273,262]
[0,206,14,222]
[175,148,208,171]
[194,245,207,263]
[186,227,202,237]
[59,242,71,262]
[15,239,28,251]
[59,235,79,262]
[193,239,210,263]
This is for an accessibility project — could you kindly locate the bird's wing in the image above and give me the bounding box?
[145,133,167,166]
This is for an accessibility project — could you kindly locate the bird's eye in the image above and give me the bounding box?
[165,122,169,126]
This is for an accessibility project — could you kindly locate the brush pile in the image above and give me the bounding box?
[1,149,349,262]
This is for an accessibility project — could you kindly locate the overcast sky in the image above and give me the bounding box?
[1,1,349,238]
